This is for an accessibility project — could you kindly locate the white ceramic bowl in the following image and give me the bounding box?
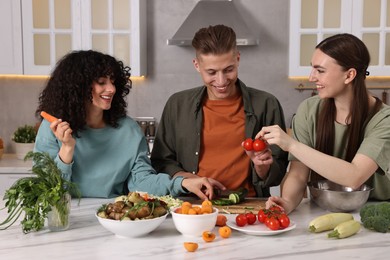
[96,212,168,238]
[171,205,218,237]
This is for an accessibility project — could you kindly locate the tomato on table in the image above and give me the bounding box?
[266,217,280,230]
[236,214,248,227]
[257,209,268,223]
[278,213,290,229]
[245,212,257,225]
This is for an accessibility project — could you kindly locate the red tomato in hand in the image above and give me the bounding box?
[269,205,284,213]
[278,213,290,229]
[266,217,280,230]
[243,138,253,151]
[252,139,267,152]
[245,212,257,225]
[236,214,248,227]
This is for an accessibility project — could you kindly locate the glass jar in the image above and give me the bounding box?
[47,193,71,231]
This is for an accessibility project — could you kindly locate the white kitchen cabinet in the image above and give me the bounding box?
[289,0,390,77]
[0,0,146,76]
[22,0,146,76]
[0,0,23,74]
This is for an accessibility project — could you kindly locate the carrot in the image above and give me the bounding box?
[40,111,58,123]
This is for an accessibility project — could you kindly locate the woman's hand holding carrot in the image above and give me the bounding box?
[41,111,75,164]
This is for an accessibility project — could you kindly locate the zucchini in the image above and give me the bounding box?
[309,213,354,233]
[236,188,248,202]
[327,220,361,239]
[211,198,233,206]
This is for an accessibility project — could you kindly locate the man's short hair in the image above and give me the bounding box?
[192,24,237,57]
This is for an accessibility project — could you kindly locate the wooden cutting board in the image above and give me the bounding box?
[191,198,266,214]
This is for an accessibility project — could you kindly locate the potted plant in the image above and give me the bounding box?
[12,124,37,160]
[0,152,80,233]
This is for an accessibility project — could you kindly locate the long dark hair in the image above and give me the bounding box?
[314,34,381,179]
[36,50,132,137]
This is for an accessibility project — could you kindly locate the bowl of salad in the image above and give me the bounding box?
[96,192,170,238]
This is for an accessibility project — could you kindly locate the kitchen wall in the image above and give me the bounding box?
[0,0,387,153]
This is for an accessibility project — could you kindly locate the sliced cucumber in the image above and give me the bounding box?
[229,193,240,204]
[234,193,240,203]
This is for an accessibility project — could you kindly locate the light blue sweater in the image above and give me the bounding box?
[34,117,185,198]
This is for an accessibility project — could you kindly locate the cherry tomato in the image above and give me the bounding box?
[236,214,248,227]
[257,209,268,223]
[245,212,257,225]
[252,139,267,152]
[266,217,280,230]
[269,205,283,218]
[265,216,271,226]
[243,138,253,151]
[278,213,290,229]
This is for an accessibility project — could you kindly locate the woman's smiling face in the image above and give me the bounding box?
[90,76,116,111]
[309,49,352,99]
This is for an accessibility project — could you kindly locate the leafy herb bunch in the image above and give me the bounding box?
[0,152,80,233]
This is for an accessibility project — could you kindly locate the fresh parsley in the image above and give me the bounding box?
[0,152,80,233]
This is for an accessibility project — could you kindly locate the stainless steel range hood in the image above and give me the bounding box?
[167,0,259,46]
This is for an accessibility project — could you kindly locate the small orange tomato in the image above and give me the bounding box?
[219,226,232,238]
[182,201,192,208]
[202,231,216,242]
[184,242,198,252]
[181,205,191,214]
[188,208,197,215]
[216,214,227,226]
[201,200,212,207]
[201,205,213,214]
[192,206,202,214]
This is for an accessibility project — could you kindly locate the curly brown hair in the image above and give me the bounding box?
[36,50,132,137]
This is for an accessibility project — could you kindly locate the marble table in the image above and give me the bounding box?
[0,198,389,260]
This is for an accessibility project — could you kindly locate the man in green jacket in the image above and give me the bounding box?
[151,25,288,198]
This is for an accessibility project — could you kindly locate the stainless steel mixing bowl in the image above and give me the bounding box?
[308,180,373,212]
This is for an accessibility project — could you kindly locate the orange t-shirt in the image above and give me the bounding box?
[197,94,255,196]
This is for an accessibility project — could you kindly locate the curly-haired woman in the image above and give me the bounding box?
[34,50,214,199]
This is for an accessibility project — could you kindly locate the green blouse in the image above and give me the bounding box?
[290,96,390,200]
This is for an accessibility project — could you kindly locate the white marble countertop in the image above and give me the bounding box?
[0,154,32,174]
[0,198,389,260]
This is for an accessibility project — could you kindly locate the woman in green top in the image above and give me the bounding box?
[259,34,390,214]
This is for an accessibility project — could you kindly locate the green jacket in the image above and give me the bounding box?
[151,79,288,197]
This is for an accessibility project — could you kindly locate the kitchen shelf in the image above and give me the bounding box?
[295,84,390,91]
